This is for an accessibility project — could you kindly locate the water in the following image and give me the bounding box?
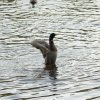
[0,0,100,99]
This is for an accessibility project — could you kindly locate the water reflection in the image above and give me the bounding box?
[7,0,15,2]
[0,0,100,99]
[2,0,15,3]
[44,64,58,79]
[43,67,58,97]
[48,68,57,80]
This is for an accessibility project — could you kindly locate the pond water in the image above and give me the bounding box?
[0,0,100,100]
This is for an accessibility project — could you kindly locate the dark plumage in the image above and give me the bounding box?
[31,33,57,68]
[30,0,37,7]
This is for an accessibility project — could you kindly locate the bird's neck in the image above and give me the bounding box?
[49,37,57,51]
[49,37,54,45]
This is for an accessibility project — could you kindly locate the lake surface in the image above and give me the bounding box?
[0,0,100,100]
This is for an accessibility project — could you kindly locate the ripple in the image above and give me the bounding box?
[0,0,100,99]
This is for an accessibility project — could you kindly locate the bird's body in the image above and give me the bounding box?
[30,0,37,7]
[31,33,57,68]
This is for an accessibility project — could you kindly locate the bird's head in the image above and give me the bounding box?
[49,33,56,40]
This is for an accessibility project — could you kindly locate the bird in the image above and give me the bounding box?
[31,33,57,69]
[30,0,37,7]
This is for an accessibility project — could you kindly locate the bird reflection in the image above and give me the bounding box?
[44,65,58,94]
[44,64,58,80]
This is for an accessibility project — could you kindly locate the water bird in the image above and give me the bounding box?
[30,0,37,7]
[31,33,57,69]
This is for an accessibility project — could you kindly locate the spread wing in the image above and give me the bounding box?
[31,40,49,58]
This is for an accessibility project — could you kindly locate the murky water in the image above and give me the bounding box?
[0,0,100,99]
